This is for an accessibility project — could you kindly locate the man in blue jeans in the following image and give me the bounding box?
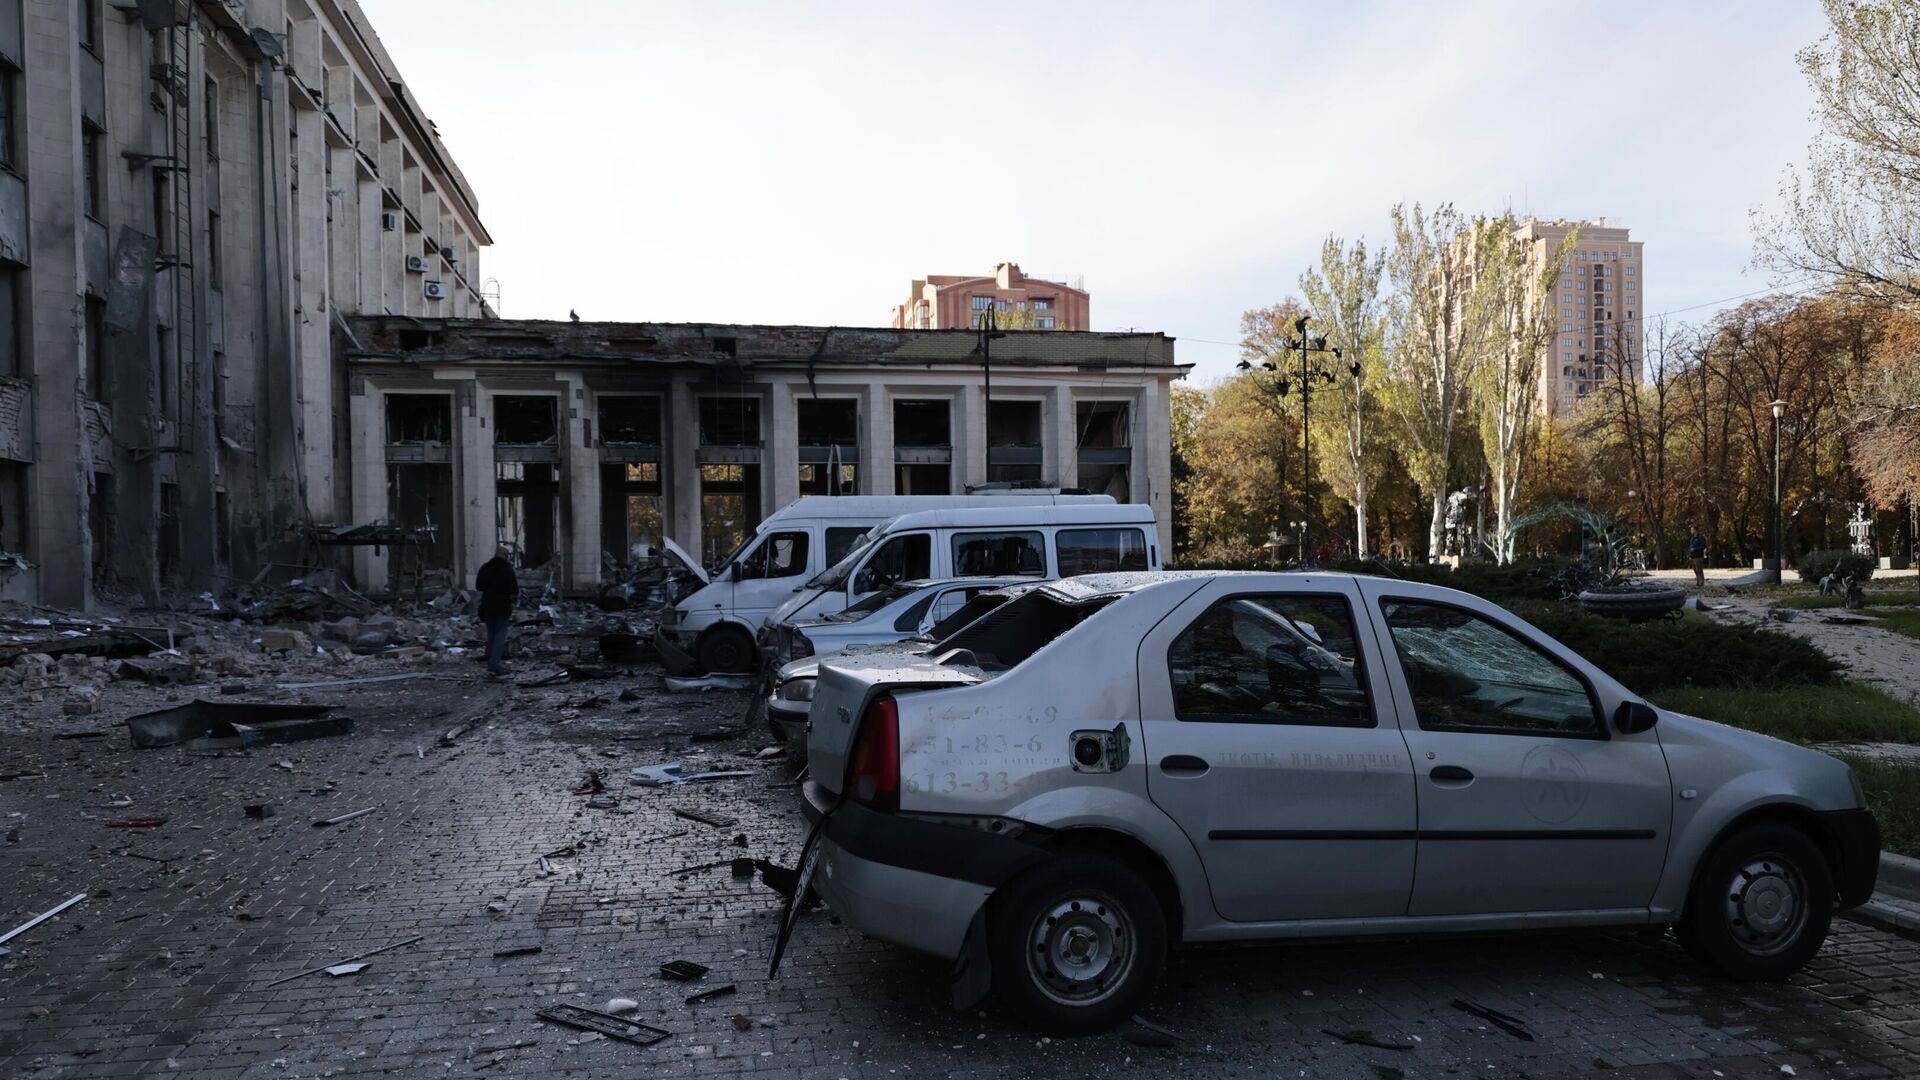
[476,544,518,677]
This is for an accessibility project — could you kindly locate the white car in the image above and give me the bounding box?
[760,581,1035,746]
[783,571,1881,1034]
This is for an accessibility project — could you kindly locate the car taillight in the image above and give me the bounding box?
[848,694,899,811]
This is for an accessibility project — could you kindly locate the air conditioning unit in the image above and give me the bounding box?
[381,212,399,232]
[423,280,447,301]
[405,254,429,273]
[440,246,458,263]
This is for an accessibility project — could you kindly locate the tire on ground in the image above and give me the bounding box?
[1682,822,1834,981]
[987,853,1167,1035]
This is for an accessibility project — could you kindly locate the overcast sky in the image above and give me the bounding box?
[359,0,1829,383]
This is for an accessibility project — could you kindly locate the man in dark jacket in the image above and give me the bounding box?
[476,545,518,677]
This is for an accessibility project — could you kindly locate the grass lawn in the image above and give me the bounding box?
[1836,755,1920,859]
[1649,682,1920,745]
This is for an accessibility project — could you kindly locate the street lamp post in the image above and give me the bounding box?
[976,309,1007,484]
[1771,398,1788,584]
[1238,315,1360,566]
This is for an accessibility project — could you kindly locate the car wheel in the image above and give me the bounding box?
[1683,823,1833,981]
[987,853,1166,1035]
[697,626,755,674]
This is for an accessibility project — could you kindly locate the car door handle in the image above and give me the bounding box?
[1429,765,1474,786]
[1160,755,1210,777]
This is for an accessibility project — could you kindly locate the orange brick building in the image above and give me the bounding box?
[890,262,1090,331]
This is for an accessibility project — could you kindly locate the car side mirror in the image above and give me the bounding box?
[1614,700,1659,734]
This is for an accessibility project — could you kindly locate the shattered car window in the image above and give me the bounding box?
[940,592,1120,673]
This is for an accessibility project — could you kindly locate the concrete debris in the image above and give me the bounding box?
[603,998,639,1014]
[664,674,754,693]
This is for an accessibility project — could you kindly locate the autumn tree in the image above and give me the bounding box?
[1384,203,1500,557]
[1757,0,1920,303]
[1177,373,1303,557]
[1846,308,1920,511]
[1298,234,1389,557]
[1477,215,1574,562]
[1585,318,1686,567]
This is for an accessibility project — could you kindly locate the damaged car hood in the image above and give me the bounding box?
[658,537,709,586]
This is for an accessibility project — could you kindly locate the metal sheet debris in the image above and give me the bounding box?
[631,763,753,787]
[312,807,377,828]
[673,808,738,828]
[658,959,709,981]
[685,984,736,1004]
[535,1003,670,1046]
[265,934,424,987]
[324,962,369,977]
[664,674,753,693]
[0,894,88,946]
[127,700,344,749]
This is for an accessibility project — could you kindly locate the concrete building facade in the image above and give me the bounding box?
[1514,217,1644,418]
[891,262,1090,331]
[340,319,1186,593]
[0,0,490,609]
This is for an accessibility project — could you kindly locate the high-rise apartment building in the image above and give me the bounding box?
[890,262,1089,331]
[1514,218,1644,418]
[0,0,490,609]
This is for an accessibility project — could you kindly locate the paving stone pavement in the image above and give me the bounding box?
[4,670,1920,1079]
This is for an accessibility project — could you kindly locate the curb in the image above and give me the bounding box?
[1841,852,1920,943]
[1876,851,1920,898]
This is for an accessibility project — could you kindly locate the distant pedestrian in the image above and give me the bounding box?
[476,544,518,677]
[1688,525,1708,590]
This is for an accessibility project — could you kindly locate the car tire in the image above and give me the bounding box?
[1682,823,1834,981]
[697,626,755,674]
[987,853,1166,1036]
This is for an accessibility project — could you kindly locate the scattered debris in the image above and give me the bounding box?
[492,946,542,958]
[127,700,345,750]
[570,773,607,796]
[670,860,734,878]
[264,934,424,987]
[311,807,377,828]
[673,808,737,829]
[535,1003,670,1046]
[244,804,275,818]
[1124,1016,1185,1048]
[105,816,166,828]
[731,857,755,879]
[631,762,753,787]
[664,674,753,693]
[604,997,639,1014]
[659,959,709,981]
[278,672,436,690]
[52,730,108,740]
[1323,1028,1414,1051]
[518,670,572,689]
[685,984,736,1005]
[1,894,88,946]
[324,962,369,977]
[1451,998,1534,1042]
[729,1014,753,1031]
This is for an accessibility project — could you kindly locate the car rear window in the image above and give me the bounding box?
[941,592,1119,672]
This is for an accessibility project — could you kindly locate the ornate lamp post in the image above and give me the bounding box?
[1238,315,1361,566]
[1770,398,1788,584]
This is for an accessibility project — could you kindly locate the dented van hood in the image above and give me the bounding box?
[659,537,709,585]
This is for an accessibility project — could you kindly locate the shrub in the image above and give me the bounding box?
[1797,549,1876,583]
[1509,602,1842,693]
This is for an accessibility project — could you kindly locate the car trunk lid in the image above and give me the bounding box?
[808,654,982,797]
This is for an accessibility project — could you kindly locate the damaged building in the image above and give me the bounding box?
[341,319,1188,594]
[0,0,491,609]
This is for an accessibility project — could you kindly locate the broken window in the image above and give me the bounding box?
[1057,528,1149,576]
[894,398,951,495]
[699,397,760,446]
[1076,400,1132,500]
[700,463,761,565]
[799,464,856,497]
[388,463,453,568]
[952,530,1045,576]
[799,398,858,495]
[600,461,662,563]
[852,532,931,596]
[84,296,105,395]
[598,396,662,445]
[742,531,809,580]
[496,461,559,568]
[0,461,25,553]
[386,394,452,444]
[494,396,558,445]
[988,400,1044,486]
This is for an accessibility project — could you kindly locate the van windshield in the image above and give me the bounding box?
[807,528,880,590]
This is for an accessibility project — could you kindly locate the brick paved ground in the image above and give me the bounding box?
[5,667,1920,1079]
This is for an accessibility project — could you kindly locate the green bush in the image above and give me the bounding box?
[1797,549,1876,583]
[1508,602,1842,694]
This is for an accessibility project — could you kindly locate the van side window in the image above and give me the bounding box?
[825,527,868,567]
[745,531,809,579]
[854,533,931,594]
[1057,528,1149,575]
[952,531,1045,576]
[1168,594,1372,727]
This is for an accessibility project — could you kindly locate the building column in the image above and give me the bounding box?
[1049,386,1075,490]
[457,381,494,585]
[768,381,799,511]
[667,380,699,550]
[958,384,985,491]
[863,384,892,496]
[563,379,599,592]
[347,382,386,588]
[1139,378,1172,555]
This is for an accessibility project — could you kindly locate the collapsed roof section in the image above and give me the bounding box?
[343,318,1185,374]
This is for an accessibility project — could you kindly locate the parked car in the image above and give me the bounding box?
[786,570,1880,1034]
[654,493,1114,674]
[760,580,1036,746]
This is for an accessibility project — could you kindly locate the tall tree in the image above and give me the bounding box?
[1177,374,1302,558]
[1845,307,1920,511]
[1477,216,1574,563]
[1588,318,1686,567]
[1756,0,1920,303]
[1299,234,1388,557]
[1384,203,1499,558]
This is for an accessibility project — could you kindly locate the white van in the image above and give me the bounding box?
[758,502,1162,634]
[654,494,1115,672]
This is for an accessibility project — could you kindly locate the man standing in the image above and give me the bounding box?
[1688,525,1709,590]
[476,544,518,677]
